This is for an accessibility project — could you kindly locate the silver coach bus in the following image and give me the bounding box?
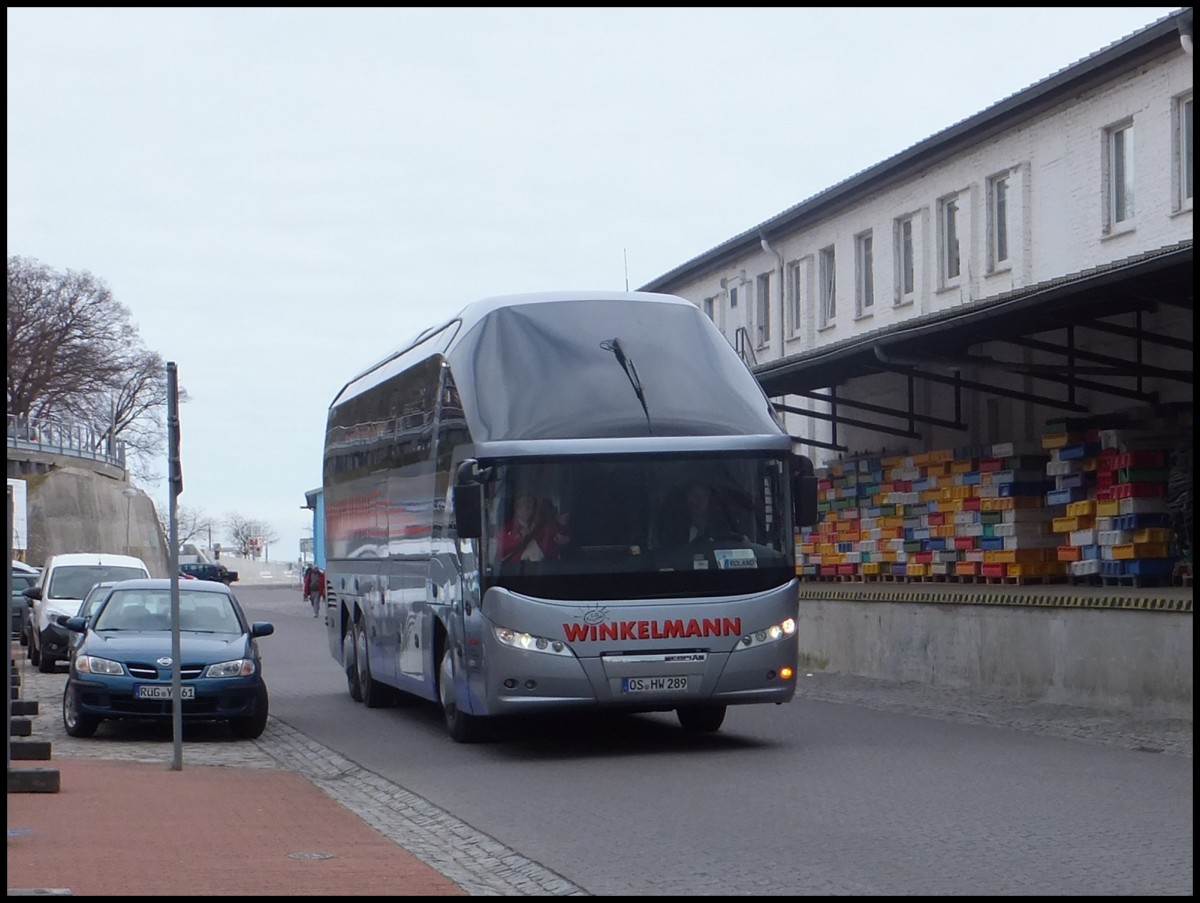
[322,291,818,741]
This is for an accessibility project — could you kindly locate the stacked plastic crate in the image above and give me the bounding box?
[1094,444,1175,584]
[976,443,1058,581]
[1044,426,1103,581]
[800,444,1060,582]
[801,459,866,579]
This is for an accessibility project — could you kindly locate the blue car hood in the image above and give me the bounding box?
[85,631,250,660]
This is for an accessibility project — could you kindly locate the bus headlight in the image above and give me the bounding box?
[493,626,573,657]
[733,617,796,651]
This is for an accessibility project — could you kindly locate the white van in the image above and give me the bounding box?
[23,552,150,673]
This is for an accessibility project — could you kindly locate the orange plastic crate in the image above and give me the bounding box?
[1056,545,1082,562]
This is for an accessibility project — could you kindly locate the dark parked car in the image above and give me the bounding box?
[61,578,274,739]
[11,569,40,640]
[179,562,238,584]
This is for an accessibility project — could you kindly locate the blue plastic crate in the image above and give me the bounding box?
[1113,512,1171,531]
[1100,560,1126,577]
[1057,442,1102,461]
[1046,487,1087,506]
[1124,558,1176,576]
[1001,481,1052,497]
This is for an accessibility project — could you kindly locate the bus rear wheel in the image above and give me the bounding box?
[676,705,726,733]
[355,620,392,708]
[438,645,486,743]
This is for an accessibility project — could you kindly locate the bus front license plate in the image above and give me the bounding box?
[621,676,689,693]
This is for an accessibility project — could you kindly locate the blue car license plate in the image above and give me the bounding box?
[135,684,195,700]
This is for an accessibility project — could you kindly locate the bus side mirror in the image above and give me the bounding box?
[453,459,483,539]
[791,453,818,529]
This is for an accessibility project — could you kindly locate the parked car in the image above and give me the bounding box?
[60,581,118,660]
[178,562,238,584]
[11,566,40,640]
[23,553,151,673]
[61,578,274,739]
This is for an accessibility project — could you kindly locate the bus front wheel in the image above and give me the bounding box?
[438,645,486,743]
[676,705,726,733]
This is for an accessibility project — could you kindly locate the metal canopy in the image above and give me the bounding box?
[754,242,1193,449]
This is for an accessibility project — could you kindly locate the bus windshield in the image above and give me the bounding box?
[482,455,794,601]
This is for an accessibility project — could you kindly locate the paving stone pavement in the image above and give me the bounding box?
[9,647,1190,896]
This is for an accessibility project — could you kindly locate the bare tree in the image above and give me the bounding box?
[225,513,280,559]
[155,503,217,549]
[6,255,186,478]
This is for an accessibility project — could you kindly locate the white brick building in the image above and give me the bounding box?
[641,8,1192,462]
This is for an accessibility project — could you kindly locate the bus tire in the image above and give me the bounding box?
[676,705,726,733]
[355,620,391,708]
[343,623,363,703]
[438,645,486,743]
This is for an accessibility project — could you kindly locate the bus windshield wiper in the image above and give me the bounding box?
[601,337,651,433]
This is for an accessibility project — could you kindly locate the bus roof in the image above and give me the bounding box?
[330,291,787,444]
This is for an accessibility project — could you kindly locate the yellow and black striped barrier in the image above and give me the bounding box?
[796,583,1192,613]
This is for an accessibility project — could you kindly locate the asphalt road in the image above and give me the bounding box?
[247,585,1192,896]
[16,584,1193,895]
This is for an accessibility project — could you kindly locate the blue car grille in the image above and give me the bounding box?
[78,690,254,718]
[125,662,206,680]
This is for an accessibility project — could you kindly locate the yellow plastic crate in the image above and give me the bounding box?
[1065,499,1097,518]
[1132,528,1172,544]
[1095,499,1121,517]
[1052,515,1095,533]
[1111,543,1170,560]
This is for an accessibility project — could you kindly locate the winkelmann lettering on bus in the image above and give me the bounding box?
[321,290,818,742]
[562,618,741,643]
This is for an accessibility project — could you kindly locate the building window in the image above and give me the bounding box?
[1105,120,1135,230]
[786,260,804,336]
[755,272,771,346]
[702,296,715,320]
[819,245,836,327]
[988,174,1009,269]
[1175,92,1193,211]
[729,284,738,308]
[895,216,915,303]
[940,194,961,283]
[855,231,874,317]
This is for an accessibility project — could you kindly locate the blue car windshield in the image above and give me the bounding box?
[93,589,242,634]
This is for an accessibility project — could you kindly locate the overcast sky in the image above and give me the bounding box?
[7,7,1181,562]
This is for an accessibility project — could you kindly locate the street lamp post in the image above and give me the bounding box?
[122,487,138,554]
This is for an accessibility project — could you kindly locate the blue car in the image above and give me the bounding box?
[61,578,274,739]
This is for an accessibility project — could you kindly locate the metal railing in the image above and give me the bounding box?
[734,327,759,368]
[6,413,126,471]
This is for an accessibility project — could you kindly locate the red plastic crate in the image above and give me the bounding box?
[981,563,1007,578]
[1112,482,1166,499]
[1114,451,1165,469]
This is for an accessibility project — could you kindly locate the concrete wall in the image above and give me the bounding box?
[18,467,169,577]
[797,598,1192,718]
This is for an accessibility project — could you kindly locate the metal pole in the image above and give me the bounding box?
[7,486,13,776]
[168,362,183,771]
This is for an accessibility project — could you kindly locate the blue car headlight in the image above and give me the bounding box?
[76,655,125,675]
[204,659,256,678]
